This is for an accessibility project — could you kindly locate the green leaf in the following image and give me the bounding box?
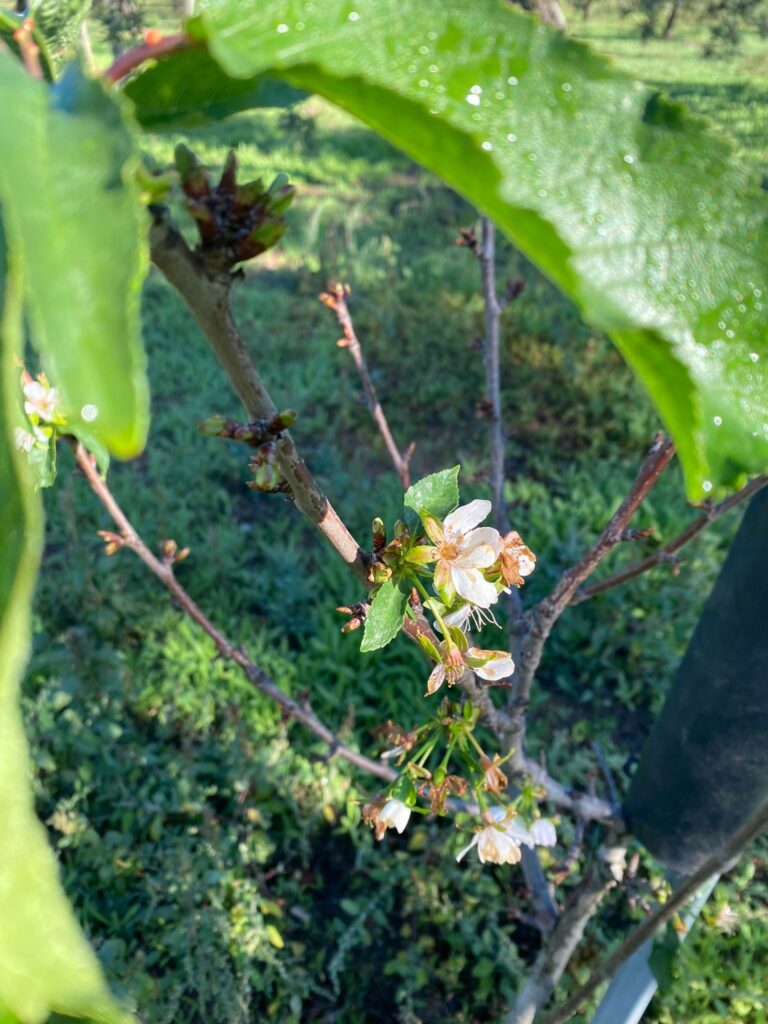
[404,466,460,523]
[125,48,306,129]
[0,55,149,459]
[185,0,767,498]
[360,578,409,652]
[0,226,129,1024]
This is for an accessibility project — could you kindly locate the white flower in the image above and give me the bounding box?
[14,427,35,453]
[379,798,411,835]
[425,643,514,696]
[425,644,466,695]
[14,424,48,453]
[466,647,515,681]
[457,809,555,866]
[499,530,536,588]
[23,379,60,422]
[423,500,502,608]
[457,808,523,865]
[529,819,557,847]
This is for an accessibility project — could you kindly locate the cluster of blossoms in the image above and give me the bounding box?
[353,478,550,868]
[363,787,557,868]
[13,371,62,455]
[418,498,535,695]
[361,708,558,866]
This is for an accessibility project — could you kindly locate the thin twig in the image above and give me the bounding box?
[591,740,620,809]
[72,443,395,784]
[541,797,768,1024]
[506,434,675,764]
[571,474,768,605]
[477,218,527,643]
[320,283,414,489]
[479,219,508,534]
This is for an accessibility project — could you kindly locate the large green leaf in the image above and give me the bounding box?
[169,0,767,498]
[0,53,148,459]
[125,48,305,128]
[404,466,460,523]
[0,227,129,1024]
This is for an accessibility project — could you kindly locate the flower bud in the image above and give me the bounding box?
[371,517,386,551]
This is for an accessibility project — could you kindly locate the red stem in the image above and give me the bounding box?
[105,33,195,83]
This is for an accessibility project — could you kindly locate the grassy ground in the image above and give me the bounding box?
[20,5,768,1023]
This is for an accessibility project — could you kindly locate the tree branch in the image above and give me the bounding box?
[571,474,768,605]
[479,218,508,534]
[540,796,768,1024]
[319,283,414,489]
[518,755,622,829]
[506,434,675,762]
[148,209,370,583]
[475,218,532,636]
[503,860,616,1024]
[72,442,395,784]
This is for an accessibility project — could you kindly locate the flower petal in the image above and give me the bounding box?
[530,819,557,847]
[442,604,472,631]
[451,567,499,609]
[518,552,536,577]
[504,820,536,847]
[456,835,478,862]
[381,798,411,834]
[471,649,515,681]
[426,663,446,696]
[462,527,503,556]
[444,499,492,538]
[453,542,499,571]
[422,514,445,546]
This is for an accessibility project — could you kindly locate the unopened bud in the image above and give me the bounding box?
[371,517,386,551]
[159,539,178,561]
[198,414,229,437]
[340,617,364,634]
[97,530,124,556]
[369,563,393,585]
[270,409,297,432]
[393,520,410,542]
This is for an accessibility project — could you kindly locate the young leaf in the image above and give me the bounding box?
[0,230,129,1024]
[404,466,460,523]
[125,49,306,129]
[0,55,149,459]
[360,578,409,652]
[182,0,767,498]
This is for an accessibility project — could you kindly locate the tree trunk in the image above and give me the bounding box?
[662,0,683,38]
[625,487,768,873]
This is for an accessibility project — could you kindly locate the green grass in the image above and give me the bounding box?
[19,6,768,1023]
